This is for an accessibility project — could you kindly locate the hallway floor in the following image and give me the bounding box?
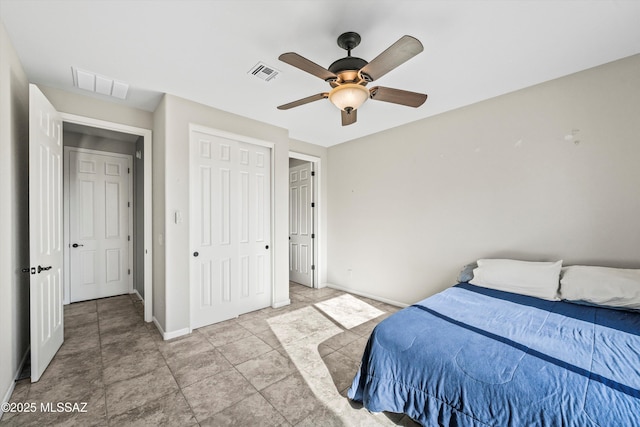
[1,283,420,426]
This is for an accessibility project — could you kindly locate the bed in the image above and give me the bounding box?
[348,279,640,426]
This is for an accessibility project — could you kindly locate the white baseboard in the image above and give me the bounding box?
[1,346,30,420]
[272,299,291,309]
[163,328,191,340]
[1,381,14,420]
[324,283,408,308]
[152,317,190,341]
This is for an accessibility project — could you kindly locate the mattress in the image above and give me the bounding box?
[348,283,640,426]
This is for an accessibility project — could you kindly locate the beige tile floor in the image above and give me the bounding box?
[1,283,421,426]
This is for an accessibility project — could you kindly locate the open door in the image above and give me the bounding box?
[289,162,314,287]
[29,84,64,382]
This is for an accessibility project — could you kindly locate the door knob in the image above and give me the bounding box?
[72,243,84,248]
[265,245,269,250]
[193,251,199,257]
[37,265,52,273]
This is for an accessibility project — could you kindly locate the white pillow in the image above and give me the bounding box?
[470,259,562,300]
[560,266,640,310]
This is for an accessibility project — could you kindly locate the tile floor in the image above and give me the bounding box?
[1,283,421,426]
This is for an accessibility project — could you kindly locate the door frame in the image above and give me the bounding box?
[288,151,322,288]
[63,147,134,302]
[188,123,275,328]
[60,113,153,322]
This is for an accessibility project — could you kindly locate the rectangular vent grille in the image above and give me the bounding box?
[248,62,280,82]
[72,67,129,99]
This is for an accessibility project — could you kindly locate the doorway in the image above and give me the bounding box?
[65,147,133,302]
[60,115,153,322]
[288,152,321,288]
[289,159,314,287]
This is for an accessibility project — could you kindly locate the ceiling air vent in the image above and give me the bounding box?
[248,62,280,82]
[72,67,129,99]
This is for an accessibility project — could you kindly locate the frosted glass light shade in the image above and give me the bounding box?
[328,83,369,111]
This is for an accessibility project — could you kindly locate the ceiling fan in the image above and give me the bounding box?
[277,32,428,126]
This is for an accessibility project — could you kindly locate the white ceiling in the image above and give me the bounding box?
[1,0,639,147]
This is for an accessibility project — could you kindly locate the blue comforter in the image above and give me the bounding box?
[348,283,640,426]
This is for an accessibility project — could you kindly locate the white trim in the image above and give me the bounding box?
[289,151,322,289]
[1,347,30,420]
[272,298,291,309]
[63,147,133,303]
[325,283,408,308]
[189,124,275,149]
[1,382,14,420]
[0,388,11,419]
[188,123,276,329]
[153,317,191,340]
[59,113,153,323]
[288,152,319,163]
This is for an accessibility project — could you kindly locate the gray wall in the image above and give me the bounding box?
[327,54,640,305]
[39,86,153,130]
[0,21,30,408]
[289,158,308,167]
[63,130,136,156]
[153,94,291,335]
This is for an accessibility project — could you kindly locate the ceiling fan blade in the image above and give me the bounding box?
[341,109,357,126]
[369,86,427,107]
[277,93,328,110]
[279,52,338,81]
[359,35,423,82]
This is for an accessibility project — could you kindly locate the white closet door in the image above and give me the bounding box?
[289,163,313,287]
[190,129,272,328]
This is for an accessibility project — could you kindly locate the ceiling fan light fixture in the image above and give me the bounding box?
[328,83,369,112]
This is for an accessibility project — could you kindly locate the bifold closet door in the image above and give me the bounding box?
[190,129,272,328]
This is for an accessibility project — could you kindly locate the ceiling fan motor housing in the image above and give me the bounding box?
[329,32,370,84]
[328,57,368,84]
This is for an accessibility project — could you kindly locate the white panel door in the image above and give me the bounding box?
[68,150,131,302]
[29,84,64,382]
[190,129,272,328]
[289,163,313,287]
